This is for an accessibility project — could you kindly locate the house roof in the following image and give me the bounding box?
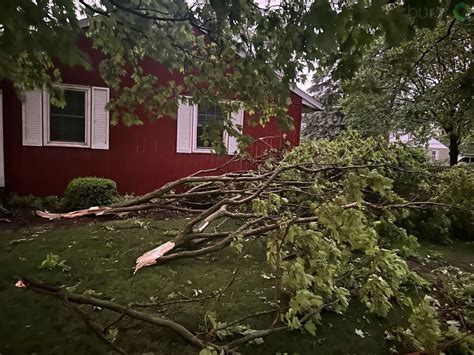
[77,18,322,111]
[291,85,322,110]
[427,138,449,149]
[389,134,449,150]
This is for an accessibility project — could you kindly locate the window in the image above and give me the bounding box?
[44,85,91,147]
[22,85,109,149]
[196,104,225,149]
[50,90,87,143]
[431,150,438,160]
[175,99,243,154]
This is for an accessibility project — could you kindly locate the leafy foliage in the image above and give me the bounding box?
[342,20,473,165]
[432,266,474,331]
[437,166,474,240]
[38,253,71,272]
[400,165,474,242]
[389,296,443,351]
[251,133,433,330]
[2,1,472,147]
[0,0,86,96]
[63,177,118,211]
[236,133,469,348]
[8,194,61,212]
[389,267,474,354]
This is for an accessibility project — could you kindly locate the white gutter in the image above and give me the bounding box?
[291,85,322,111]
[78,18,90,28]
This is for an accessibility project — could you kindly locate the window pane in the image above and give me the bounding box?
[197,105,224,148]
[50,90,86,143]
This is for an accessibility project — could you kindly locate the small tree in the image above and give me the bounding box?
[303,70,346,140]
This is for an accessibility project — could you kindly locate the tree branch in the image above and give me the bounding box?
[18,278,217,350]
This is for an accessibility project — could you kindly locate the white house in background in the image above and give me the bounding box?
[389,133,450,164]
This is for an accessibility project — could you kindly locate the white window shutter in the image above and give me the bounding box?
[176,100,193,153]
[22,90,43,146]
[91,86,110,150]
[227,108,244,155]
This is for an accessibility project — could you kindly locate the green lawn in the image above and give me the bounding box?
[0,218,472,354]
[417,239,474,270]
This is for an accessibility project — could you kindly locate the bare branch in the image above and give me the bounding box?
[19,278,215,350]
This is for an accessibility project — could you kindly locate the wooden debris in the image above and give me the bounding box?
[35,207,120,220]
[134,241,176,274]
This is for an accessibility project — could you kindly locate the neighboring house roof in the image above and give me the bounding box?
[427,138,448,149]
[77,18,322,111]
[389,133,449,150]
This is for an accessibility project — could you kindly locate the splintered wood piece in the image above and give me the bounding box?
[35,207,111,220]
[134,241,176,274]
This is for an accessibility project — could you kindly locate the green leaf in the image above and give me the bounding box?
[304,320,317,336]
[199,347,217,355]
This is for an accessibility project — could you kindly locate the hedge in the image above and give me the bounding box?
[63,177,118,211]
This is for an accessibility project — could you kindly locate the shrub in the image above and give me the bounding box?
[8,194,61,211]
[8,194,43,210]
[43,195,61,211]
[62,177,118,211]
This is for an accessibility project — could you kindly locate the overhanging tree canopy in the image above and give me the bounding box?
[1,0,472,143]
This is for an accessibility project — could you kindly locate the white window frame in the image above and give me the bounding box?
[191,103,229,154]
[431,150,438,160]
[43,84,91,148]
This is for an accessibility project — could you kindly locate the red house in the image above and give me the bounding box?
[0,28,320,197]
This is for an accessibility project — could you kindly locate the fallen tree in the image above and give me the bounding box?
[27,132,473,353]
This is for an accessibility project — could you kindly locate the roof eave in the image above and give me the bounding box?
[78,18,90,28]
[290,85,322,111]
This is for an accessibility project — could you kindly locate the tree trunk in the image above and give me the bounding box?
[449,133,460,166]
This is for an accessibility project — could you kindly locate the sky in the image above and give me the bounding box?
[297,69,313,93]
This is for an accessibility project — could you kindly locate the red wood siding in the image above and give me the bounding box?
[1,38,302,197]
